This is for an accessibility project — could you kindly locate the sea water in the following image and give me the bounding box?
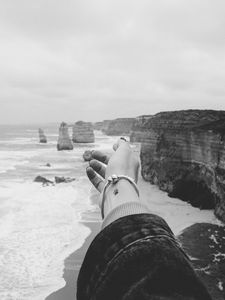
[0,124,118,300]
[0,124,220,300]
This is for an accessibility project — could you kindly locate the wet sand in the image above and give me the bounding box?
[45,221,101,300]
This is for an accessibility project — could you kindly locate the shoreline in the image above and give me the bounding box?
[45,220,101,300]
[45,178,224,300]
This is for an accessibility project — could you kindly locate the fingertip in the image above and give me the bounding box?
[86,166,95,178]
[113,143,118,151]
[92,150,110,164]
[113,138,130,151]
[89,159,97,168]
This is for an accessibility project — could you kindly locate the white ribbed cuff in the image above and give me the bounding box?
[102,202,150,229]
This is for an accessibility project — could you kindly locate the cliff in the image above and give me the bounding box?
[131,110,225,222]
[57,122,74,151]
[38,128,47,143]
[102,118,135,136]
[72,121,95,143]
[93,122,103,131]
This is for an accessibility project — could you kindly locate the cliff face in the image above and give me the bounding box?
[38,128,47,143]
[93,122,103,130]
[72,121,95,143]
[131,110,225,222]
[102,118,135,136]
[57,122,74,151]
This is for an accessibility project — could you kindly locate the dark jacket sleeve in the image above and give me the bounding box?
[77,214,212,300]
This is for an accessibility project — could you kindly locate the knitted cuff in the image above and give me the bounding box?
[102,202,150,229]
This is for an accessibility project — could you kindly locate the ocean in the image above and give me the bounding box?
[0,124,118,300]
[0,124,220,300]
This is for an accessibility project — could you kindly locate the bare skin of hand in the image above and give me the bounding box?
[86,139,140,217]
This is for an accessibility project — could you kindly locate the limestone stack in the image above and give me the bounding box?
[72,121,95,143]
[38,128,47,143]
[131,110,225,223]
[57,122,74,151]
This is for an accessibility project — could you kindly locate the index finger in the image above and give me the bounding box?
[91,150,110,164]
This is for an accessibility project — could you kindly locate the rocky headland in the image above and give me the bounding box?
[57,122,74,151]
[93,121,103,131]
[131,110,225,223]
[72,121,95,143]
[38,128,47,143]
[100,118,135,136]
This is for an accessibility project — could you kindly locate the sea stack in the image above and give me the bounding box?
[57,122,74,151]
[72,121,95,143]
[38,128,47,143]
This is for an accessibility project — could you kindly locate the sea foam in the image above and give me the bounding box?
[0,180,92,300]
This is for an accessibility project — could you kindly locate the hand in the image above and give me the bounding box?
[86,139,140,193]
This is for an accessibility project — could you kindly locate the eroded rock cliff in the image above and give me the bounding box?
[72,121,95,143]
[38,128,47,143]
[102,118,135,136]
[131,110,225,222]
[57,122,74,151]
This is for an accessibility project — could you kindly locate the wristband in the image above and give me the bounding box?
[101,174,139,219]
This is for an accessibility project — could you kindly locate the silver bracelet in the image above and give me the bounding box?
[101,174,139,219]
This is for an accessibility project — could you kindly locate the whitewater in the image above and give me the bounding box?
[0,124,220,300]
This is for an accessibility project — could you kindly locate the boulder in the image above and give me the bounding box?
[38,128,47,143]
[55,176,76,183]
[34,175,54,186]
[72,121,95,143]
[57,122,74,151]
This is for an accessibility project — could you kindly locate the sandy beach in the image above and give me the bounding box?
[45,221,101,300]
[45,176,224,300]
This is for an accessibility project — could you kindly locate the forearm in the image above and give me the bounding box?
[103,179,139,213]
[102,180,149,228]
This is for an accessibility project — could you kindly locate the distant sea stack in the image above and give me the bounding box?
[38,128,47,143]
[57,122,74,151]
[102,118,136,136]
[131,110,225,223]
[72,121,95,143]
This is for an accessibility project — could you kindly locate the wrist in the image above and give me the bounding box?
[106,179,138,199]
[101,176,140,219]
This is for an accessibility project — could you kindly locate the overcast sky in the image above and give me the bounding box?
[0,0,225,123]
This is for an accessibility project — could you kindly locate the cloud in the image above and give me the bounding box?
[0,0,225,123]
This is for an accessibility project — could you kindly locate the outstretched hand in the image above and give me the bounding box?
[86,139,139,193]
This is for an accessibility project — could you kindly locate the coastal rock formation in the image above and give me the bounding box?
[38,128,47,143]
[178,223,225,300]
[57,122,74,151]
[93,122,103,131]
[72,121,95,143]
[131,110,225,222]
[34,176,54,186]
[55,176,76,183]
[130,115,153,142]
[102,118,135,136]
